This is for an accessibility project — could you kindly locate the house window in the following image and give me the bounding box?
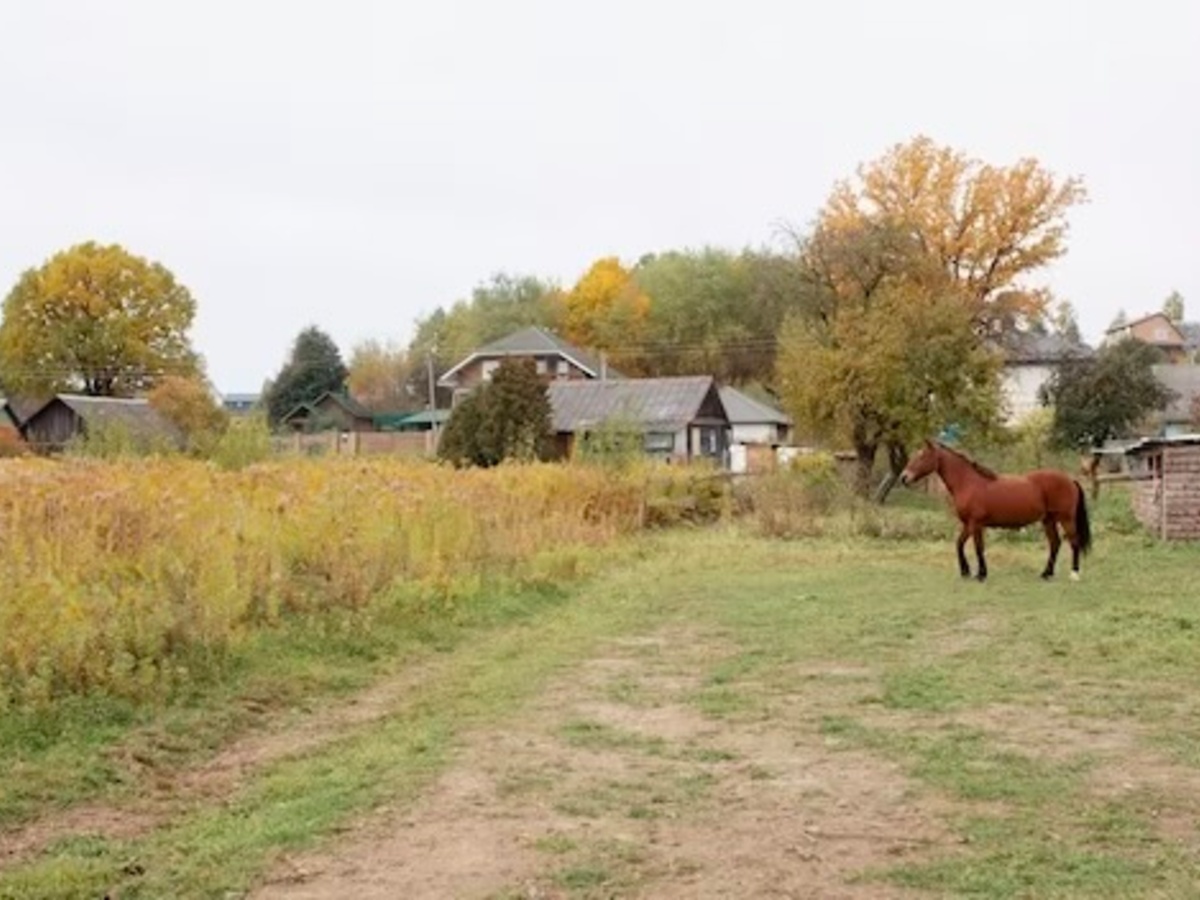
[536,359,548,375]
[481,360,499,382]
[644,432,675,454]
[556,359,570,378]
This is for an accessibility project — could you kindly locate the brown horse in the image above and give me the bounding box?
[899,440,1092,582]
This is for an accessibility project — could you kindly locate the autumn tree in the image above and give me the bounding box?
[1040,339,1174,448]
[264,326,348,425]
[0,242,200,397]
[347,339,413,413]
[817,136,1087,335]
[777,223,1001,494]
[562,257,649,353]
[436,359,552,467]
[148,375,229,454]
[1163,290,1185,324]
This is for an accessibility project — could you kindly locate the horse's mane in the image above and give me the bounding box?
[936,442,999,481]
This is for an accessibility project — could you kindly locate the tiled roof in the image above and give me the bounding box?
[548,376,721,433]
[718,387,792,426]
[439,327,621,384]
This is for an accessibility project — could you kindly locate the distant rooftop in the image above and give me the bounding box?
[439,326,621,385]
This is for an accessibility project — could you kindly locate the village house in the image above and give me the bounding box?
[437,326,616,404]
[20,395,182,454]
[997,331,1092,424]
[547,376,731,465]
[279,391,376,433]
[1105,312,1198,364]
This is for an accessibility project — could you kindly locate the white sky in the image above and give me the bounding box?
[2,1,1196,392]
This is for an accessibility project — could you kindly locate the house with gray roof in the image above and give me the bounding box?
[718,387,793,446]
[997,331,1093,424]
[547,376,730,464]
[438,327,619,402]
[21,395,183,453]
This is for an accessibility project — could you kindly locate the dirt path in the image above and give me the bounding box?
[252,629,952,899]
[0,653,452,867]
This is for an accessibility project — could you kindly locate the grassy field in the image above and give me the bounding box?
[1,481,1199,897]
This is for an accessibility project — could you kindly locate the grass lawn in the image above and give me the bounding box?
[1,489,1198,898]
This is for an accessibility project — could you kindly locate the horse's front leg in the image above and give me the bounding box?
[956,523,971,578]
[972,525,988,582]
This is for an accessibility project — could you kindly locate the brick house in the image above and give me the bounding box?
[1105,312,1194,364]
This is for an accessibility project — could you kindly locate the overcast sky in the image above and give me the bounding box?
[1,1,1196,392]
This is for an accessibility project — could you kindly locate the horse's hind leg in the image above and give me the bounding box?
[956,524,971,578]
[972,525,988,582]
[1041,518,1062,580]
[1061,517,1081,581]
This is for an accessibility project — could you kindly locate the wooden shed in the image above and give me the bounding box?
[21,395,183,454]
[1125,435,1200,540]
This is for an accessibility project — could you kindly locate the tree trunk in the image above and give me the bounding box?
[853,442,878,497]
[874,441,909,505]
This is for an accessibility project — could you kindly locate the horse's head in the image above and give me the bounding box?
[899,440,939,486]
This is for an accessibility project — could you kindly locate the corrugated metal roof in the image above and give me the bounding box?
[548,376,719,432]
[718,387,792,426]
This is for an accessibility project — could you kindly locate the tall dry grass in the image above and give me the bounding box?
[0,457,691,706]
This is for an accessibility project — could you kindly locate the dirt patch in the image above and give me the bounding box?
[253,629,951,898]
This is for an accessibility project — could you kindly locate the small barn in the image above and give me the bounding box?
[21,395,183,454]
[1125,435,1200,540]
[547,376,730,465]
[279,392,375,433]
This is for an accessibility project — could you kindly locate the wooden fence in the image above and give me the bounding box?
[273,430,438,458]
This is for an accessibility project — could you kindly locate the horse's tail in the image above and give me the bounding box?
[1073,479,1093,555]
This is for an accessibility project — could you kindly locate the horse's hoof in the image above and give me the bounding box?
[1041,572,1054,581]
[1069,571,1081,582]
[976,574,988,583]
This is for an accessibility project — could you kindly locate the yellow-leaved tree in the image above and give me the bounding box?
[820,136,1087,333]
[778,222,1001,495]
[563,257,650,355]
[0,242,200,397]
[778,138,1086,495]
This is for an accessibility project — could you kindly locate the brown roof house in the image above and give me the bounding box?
[547,376,731,465]
[21,395,183,454]
[1105,312,1194,364]
[279,391,376,432]
[438,327,618,404]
